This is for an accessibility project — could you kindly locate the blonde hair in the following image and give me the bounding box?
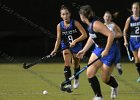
[132,2,140,8]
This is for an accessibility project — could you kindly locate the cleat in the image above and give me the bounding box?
[136,77,140,82]
[93,96,104,100]
[116,63,123,75]
[111,87,118,99]
[73,79,79,89]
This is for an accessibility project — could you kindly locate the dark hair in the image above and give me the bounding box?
[79,5,95,21]
[60,5,71,13]
[104,10,119,19]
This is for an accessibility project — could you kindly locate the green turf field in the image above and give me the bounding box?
[0,63,140,100]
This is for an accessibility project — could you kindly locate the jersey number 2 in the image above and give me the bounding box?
[135,27,140,34]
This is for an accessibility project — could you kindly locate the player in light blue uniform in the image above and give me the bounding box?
[123,2,140,82]
[51,5,87,91]
[77,5,119,100]
[103,11,123,75]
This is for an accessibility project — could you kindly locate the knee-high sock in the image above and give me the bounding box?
[64,66,71,85]
[135,63,140,76]
[74,66,80,79]
[88,76,102,97]
[106,76,118,88]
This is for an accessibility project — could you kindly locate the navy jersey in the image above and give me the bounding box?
[60,19,81,45]
[88,17,107,48]
[130,16,140,35]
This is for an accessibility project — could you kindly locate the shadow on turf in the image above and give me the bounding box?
[27,69,59,89]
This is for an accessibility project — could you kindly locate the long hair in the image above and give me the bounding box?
[79,5,95,21]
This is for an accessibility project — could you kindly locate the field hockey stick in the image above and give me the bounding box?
[126,46,134,61]
[60,55,102,93]
[23,46,69,69]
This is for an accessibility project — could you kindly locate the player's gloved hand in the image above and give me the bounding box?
[76,50,86,59]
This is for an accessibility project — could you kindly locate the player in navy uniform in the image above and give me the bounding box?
[77,5,119,100]
[51,5,87,90]
[103,11,123,75]
[123,2,140,82]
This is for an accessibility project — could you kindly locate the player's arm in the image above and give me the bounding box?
[51,24,61,54]
[82,37,94,52]
[74,20,88,43]
[77,37,94,59]
[94,21,114,57]
[123,17,130,47]
[113,23,123,38]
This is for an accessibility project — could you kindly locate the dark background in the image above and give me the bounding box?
[0,0,139,62]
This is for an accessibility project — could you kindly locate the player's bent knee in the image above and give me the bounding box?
[86,72,95,78]
[138,50,140,59]
[101,76,110,83]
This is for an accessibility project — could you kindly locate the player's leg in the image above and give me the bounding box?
[72,54,80,89]
[138,47,140,60]
[71,43,82,88]
[115,47,123,75]
[115,41,123,75]
[63,49,72,89]
[130,37,140,82]
[115,63,123,75]
[87,53,103,99]
[101,65,118,99]
[101,42,119,99]
[132,50,140,82]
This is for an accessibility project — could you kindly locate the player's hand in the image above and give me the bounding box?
[70,41,76,48]
[76,50,86,59]
[50,50,57,56]
[101,49,108,57]
[124,42,128,47]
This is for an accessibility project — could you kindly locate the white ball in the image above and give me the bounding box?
[43,90,48,95]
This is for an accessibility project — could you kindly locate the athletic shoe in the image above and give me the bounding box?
[73,79,79,89]
[93,96,104,100]
[111,87,118,99]
[136,77,140,82]
[116,63,123,75]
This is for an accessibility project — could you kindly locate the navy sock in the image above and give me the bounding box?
[135,63,140,76]
[106,76,118,88]
[74,66,80,79]
[88,76,102,97]
[64,66,71,85]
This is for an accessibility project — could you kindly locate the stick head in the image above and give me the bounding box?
[60,82,66,91]
[60,82,72,93]
[23,63,28,69]
[130,57,134,61]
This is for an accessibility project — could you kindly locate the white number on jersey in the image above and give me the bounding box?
[89,33,97,39]
[135,27,140,34]
[68,35,73,43]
